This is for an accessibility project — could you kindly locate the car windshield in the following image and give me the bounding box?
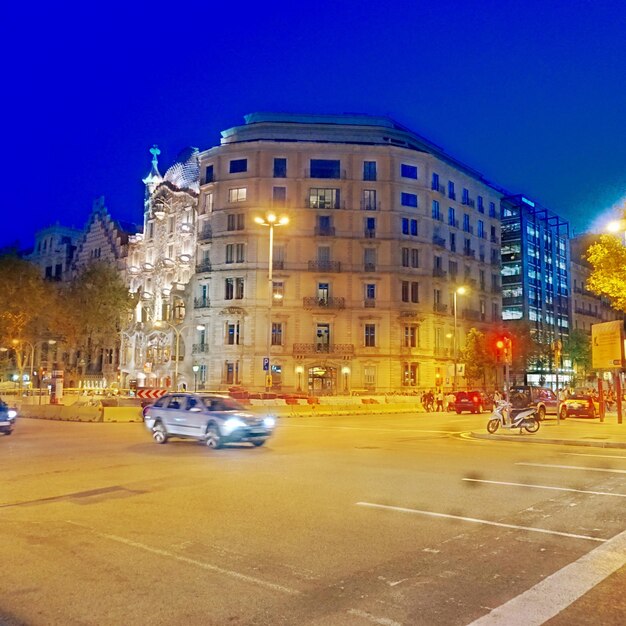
[202,397,245,411]
[570,395,591,401]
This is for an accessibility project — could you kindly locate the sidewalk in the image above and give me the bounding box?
[472,414,626,449]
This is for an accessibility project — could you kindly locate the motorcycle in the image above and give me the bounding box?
[487,400,540,434]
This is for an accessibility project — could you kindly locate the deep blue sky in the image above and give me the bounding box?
[3,0,625,250]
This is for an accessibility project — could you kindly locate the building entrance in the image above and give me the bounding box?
[308,365,337,395]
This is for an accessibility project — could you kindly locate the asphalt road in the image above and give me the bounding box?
[1,412,625,625]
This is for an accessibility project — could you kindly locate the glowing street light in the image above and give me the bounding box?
[192,364,199,392]
[254,212,289,391]
[453,286,468,391]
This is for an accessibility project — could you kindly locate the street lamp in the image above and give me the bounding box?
[192,364,199,392]
[254,212,289,391]
[295,365,304,392]
[453,286,467,391]
[154,320,204,390]
[341,365,350,394]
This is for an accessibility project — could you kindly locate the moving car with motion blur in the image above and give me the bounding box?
[143,392,276,448]
[559,394,600,419]
[0,399,17,435]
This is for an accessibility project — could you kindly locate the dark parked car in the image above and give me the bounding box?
[509,386,558,420]
[559,394,599,419]
[0,400,17,435]
[454,391,489,414]
[143,392,276,448]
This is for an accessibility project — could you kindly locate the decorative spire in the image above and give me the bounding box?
[142,144,163,198]
[150,145,161,172]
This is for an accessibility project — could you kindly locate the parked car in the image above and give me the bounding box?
[454,391,489,414]
[143,392,276,448]
[0,400,17,435]
[559,394,599,419]
[508,386,558,420]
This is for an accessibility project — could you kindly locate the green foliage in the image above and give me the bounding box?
[565,328,592,382]
[585,234,626,312]
[460,328,490,387]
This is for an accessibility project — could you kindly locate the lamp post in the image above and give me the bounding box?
[192,365,199,392]
[254,212,289,392]
[154,320,204,390]
[453,286,467,391]
[341,365,350,394]
[295,365,304,392]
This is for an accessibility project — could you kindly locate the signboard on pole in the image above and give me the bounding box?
[592,320,624,369]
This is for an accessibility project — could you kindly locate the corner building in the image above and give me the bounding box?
[191,113,503,394]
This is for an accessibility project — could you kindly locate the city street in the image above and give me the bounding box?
[1,413,625,625]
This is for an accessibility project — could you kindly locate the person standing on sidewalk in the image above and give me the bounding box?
[436,389,444,412]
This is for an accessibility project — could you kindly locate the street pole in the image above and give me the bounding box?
[266,219,274,392]
[453,291,458,391]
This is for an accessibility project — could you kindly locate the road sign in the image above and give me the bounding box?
[263,357,270,371]
[137,388,168,400]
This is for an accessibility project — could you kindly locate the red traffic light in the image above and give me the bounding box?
[495,339,505,350]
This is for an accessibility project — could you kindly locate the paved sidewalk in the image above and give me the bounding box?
[472,414,626,448]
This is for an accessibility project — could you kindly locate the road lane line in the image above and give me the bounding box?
[347,609,402,625]
[517,462,626,474]
[291,424,456,433]
[66,521,300,596]
[355,502,605,543]
[467,528,626,625]
[462,478,626,498]
[564,452,626,460]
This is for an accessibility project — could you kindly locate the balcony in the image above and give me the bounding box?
[363,229,376,239]
[305,168,346,179]
[303,296,345,310]
[462,198,475,208]
[179,223,194,235]
[194,297,210,309]
[364,298,376,308]
[315,226,336,236]
[449,219,459,228]
[192,343,209,354]
[196,261,212,273]
[462,309,481,321]
[433,303,448,314]
[293,343,354,356]
[308,260,341,272]
[432,267,447,278]
[272,260,284,270]
[432,235,446,247]
[305,198,344,210]
[198,226,213,241]
[360,200,380,211]
[463,248,476,258]
[364,262,376,272]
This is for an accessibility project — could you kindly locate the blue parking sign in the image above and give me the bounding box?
[263,357,270,371]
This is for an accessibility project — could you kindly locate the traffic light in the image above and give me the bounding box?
[495,337,513,365]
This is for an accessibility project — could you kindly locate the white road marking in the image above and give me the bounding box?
[467,528,626,625]
[564,452,626,460]
[517,462,626,474]
[463,477,626,498]
[66,521,300,595]
[347,608,402,626]
[291,424,456,434]
[355,502,605,543]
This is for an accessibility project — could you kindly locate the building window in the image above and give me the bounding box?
[448,181,456,200]
[235,278,244,299]
[273,158,287,178]
[229,187,247,202]
[489,201,497,218]
[147,222,154,240]
[364,248,376,271]
[411,282,419,303]
[432,200,441,221]
[463,214,471,232]
[404,325,418,348]
[273,186,286,207]
[462,188,470,204]
[402,218,418,236]
[449,232,456,252]
[365,216,376,237]
[271,322,283,346]
[364,366,376,388]
[365,283,376,300]
[362,189,377,210]
[204,192,213,213]
[403,362,418,386]
[363,161,377,181]
[273,281,284,303]
[401,192,418,208]
[401,164,418,179]
[224,361,239,385]
[431,172,440,190]
[402,247,410,267]
[227,214,245,231]
[225,278,234,300]
[229,159,247,173]
[477,196,484,213]
[309,188,340,209]
[411,249,419,268]
[310,159,340,179]
[204,165,214,184]
[226,322,240,345]
[236,243,245,263]
[448,207,457,227]
[365,324,376,347]
[401,281,419,303]
[478,220,485,238]
[225,244,234,264]
[317,215,333,235]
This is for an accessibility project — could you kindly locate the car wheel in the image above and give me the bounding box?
[559,406,568,420]
[205,424,222,449]
[456,410,461,414]
[251,439,266,447]
[537,406,546,421]
[4,429,12,436]
[152,422,167,444]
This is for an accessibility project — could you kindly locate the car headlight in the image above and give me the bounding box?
[223,417,246,435]
[263,416,276,428]
[8,410,17,419]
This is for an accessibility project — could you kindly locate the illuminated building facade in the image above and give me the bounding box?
[187,113,503,394]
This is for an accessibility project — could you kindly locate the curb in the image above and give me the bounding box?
[470,431,626,449]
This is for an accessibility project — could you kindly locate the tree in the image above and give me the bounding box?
[460,328,491,388]
[585,234,626,312]
[565,328,592,386]
[57,262,135,374]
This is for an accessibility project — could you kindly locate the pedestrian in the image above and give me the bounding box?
[436,389,444,412]
[446,391,456,411]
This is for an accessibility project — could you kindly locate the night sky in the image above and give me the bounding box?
[3,0,625,250]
